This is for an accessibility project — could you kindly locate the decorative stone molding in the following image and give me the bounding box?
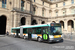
[61,8,66,10]
[32,4,37,8]
[69,6,75,9]
[49,10,52,12]
[54,9,59,12]
[42,7,46,10]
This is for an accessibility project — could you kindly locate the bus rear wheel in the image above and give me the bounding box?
[23,36,26,40]
[38,38,42,42]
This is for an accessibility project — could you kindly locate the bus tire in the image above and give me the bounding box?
[23,36,26,40]
[14,34,16,38]
[38,37,42,42]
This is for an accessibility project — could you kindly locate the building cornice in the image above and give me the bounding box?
[11,8,48,19]
[48,14,75,19]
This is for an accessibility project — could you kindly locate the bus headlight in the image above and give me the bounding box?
[49,35,54,40]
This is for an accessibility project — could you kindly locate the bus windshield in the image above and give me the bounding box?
[50,26,62,35]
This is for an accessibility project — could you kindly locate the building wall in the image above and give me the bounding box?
[0,0,75,34]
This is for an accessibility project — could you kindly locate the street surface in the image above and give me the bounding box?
[0,36,75,50]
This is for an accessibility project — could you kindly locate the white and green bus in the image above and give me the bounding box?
[11,27,20,37]
[11,23,63,42]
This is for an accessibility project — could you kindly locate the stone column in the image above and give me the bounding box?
[74,21,75,31]
[0,0,2,7]
[25,15,31,25]
[38,19,41,24]
[64,20,68,33]
[14,12,17,27]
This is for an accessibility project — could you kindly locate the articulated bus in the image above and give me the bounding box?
[11,27,20,37]
[11,23,63,42]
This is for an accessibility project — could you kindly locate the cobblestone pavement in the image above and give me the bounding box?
[0,36,75,50]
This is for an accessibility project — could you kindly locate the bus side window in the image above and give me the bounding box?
[23,29,27,33]
[42,27,48,34]
[36,27,41,34]
[46,29,48,34]
[32,28,36,34]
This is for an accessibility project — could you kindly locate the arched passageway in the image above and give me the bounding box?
[41,21,45,24]
[21,17,26,25]
[31,20,37,25]
[0,15,7,35]
[60,21,64,32]
[68,20,74,32]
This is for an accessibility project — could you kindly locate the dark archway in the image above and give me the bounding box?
[41,21,45,24]
[21,17,26,25]
[68,20,74,28]
[60,21,64,28]
[52,21,56,23]
[60,21,64,32]
[68,20,74,32]
[31,20,37,25]
[0,15,7,35]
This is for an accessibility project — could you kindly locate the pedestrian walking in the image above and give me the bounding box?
[6,31,9,35]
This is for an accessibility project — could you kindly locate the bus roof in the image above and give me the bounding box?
[11,27,20,29]
[21,24,50,28]
[11,23,61,29]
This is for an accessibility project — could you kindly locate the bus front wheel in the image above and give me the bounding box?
[38,38,42,42]
[13,34,16,38]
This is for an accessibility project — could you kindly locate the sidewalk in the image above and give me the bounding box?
[0,35,5,37]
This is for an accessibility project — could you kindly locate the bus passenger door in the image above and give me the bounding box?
[16,29,20,37]
[28,28,32,39]
[42,27,49,41]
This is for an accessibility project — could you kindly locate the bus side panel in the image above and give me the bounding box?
[20,27,23,38]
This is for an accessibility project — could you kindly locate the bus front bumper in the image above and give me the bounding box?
[49,37,63,42]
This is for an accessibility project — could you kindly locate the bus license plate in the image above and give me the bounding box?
[57,40,59,41]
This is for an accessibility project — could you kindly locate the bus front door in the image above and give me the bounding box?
[42,27,49,41]
[16,30,19,37]
[28,28,32,40]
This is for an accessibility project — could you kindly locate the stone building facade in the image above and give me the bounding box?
[0,0,75,35]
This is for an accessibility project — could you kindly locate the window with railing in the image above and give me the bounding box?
[33,7,36,15]
[21,0,24,11]
[49,11,51,17]
[56,4,58,7]
[63,2,65,6]
[56,11,58,16]
[63,10,66,15]
[50,0,53,1]
[34,0,35,2]
[43,1,44,5]
[71,0,74,4]
[2,0,6,8]
[42,9,44,16]
[71,8,75,14]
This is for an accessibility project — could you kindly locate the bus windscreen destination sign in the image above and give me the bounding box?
[54,24,61,26]
[51,23,61,26]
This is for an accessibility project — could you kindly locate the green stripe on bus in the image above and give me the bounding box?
[43,34,48,40]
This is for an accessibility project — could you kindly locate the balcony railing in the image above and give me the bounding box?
[11,8,33,14]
